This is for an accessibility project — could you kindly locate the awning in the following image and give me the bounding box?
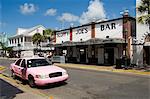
[54,38,125,47]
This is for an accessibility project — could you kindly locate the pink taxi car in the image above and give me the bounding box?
[10,57,69,87]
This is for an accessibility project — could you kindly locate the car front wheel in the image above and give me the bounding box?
[28,76,36,88]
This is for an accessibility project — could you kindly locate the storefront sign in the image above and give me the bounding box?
[57,31,69,37]
[100,23,116,31]
[76,27,88,35]
[95,19,123,39]
[56,30,70,44]
[73,26,91,42]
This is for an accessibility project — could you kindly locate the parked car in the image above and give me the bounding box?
[10,56,69,87]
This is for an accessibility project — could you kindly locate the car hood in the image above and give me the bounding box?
[27,65,66,75]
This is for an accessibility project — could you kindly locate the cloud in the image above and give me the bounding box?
[20,3,38,15]
[44,8,57,16]
[57,13,79,22]
[79,0,106,24]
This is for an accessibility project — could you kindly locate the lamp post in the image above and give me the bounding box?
[124,29,128,69]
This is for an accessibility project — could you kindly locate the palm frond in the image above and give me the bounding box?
[137,0,149,13]
[137,14,150,24]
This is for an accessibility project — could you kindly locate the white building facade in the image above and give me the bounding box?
[54,16,136,65]
[135,0,150,66]
[8,25,46,52]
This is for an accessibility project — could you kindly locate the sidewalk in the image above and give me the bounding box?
[54,63,150,76]
[0,74,49,99]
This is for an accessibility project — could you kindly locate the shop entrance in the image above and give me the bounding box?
[80,48,86,63]
[144,46,150,65]
[104,48,114,65]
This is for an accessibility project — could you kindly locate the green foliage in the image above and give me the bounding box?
[138,14,150,24]
[0,42,7,50]
[6,47,13,53]
[43,29,54,41]
[0,42,13,56]
[32,33,44,46]
[32,29,54,47]
[137,0,150,25]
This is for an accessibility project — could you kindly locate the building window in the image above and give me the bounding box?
[15,39,16,44]
[25,37,26,42]
[18,38,19,43]
[9,40,11,44]
[12,39,14,44]
[21,37,23,42]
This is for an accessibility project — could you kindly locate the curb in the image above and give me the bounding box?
[2,72,10,77]
[55,63,150,76]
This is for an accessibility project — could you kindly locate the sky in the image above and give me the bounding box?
[0,0,136,36]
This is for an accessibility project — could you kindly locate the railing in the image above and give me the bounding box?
[41,42,49,47]
[11,41,54,51]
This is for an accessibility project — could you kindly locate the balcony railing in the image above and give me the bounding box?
[12,42,54,51]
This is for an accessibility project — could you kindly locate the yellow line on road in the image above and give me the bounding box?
[0,66,6,71]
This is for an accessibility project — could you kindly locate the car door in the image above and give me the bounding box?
[19,59,27,79]
[14,59,22,76]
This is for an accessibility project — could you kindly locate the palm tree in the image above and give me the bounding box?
[32,33,44,47]
[43,29,54,42]
[137,0,150,29]
[0,42,7,56]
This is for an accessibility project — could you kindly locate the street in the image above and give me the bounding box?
[0,59,150,99]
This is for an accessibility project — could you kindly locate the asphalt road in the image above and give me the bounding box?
[0,59,150,99]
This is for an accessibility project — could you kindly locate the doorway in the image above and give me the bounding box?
[80,48,86,63]
[104,48,114,65]
[144,47,150,65]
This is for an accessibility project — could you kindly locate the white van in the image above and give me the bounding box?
[21,51,34,58]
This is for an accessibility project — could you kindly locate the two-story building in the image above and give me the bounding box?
[8,25,49,57]
[53,14,136,65]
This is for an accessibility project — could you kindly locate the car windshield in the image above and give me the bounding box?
[27,59,51,68]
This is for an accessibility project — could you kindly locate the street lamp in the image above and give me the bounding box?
[124,29,128,69]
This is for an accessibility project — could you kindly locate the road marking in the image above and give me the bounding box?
[0,66,6,71]
[0,66,6,73]
[49,96,54,99]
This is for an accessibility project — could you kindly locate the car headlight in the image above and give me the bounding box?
[35,74,49,79]
[62,71,68,75]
